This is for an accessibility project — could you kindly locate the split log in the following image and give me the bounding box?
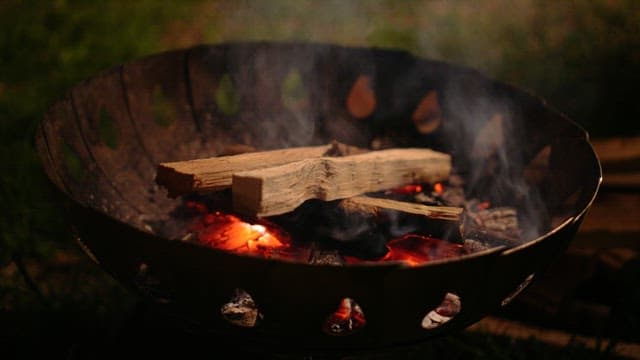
[335,196,463,245]
[343,196,462,222]
[232,148,452,217]
[156,141,366,197]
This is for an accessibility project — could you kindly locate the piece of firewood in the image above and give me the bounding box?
[232,148,452,217]
[156,142,366,197]
[334,196,462,245]
[343,196,462,222]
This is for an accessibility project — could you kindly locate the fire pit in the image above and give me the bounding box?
[36,42,600,351]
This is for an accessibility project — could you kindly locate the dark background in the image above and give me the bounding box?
[1,1,639,358]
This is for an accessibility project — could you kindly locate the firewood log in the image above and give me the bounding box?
[232,148,452,217]
[156,141,366,197]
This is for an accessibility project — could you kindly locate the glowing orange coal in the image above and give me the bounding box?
[382,234,464,266]
[433,182,444,194]
[391,184,423,195]
[187,201,290,257]
[323,298,366,335]
[186,201,464,266]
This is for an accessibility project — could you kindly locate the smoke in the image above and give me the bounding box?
[187,0,590,244]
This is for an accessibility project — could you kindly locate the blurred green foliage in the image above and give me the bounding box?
[0,0,193,265]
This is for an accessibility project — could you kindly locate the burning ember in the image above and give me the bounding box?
[180,171,520,265]
[186,198,465,266]
[433,182,444,195]
[158,140,523,267]
[341,234,464,266]
[186,201,291,258]
[323,298,366,336]
[421,292,462,330]
[390,184,423,195]
[382,234,464,266]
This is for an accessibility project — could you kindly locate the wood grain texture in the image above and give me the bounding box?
[343,196,462,222]
[156,144,334,196]
[233,148,451,217]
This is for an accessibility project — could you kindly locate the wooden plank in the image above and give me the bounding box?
[232,148,451,217]
[156,144,334,197]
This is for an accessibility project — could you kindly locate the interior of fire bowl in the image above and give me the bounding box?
[37,42,601,347]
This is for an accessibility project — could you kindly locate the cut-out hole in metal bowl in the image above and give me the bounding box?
[501,273,535,307]
[221,288,261,328]
[73,229,99,265]
[421,292,461,330]
[323,298,366,336]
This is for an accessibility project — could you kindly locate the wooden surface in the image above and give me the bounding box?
[501,187,640,348]
[468,316,640,359]
[232,148,451,217]
[592,136,640,188]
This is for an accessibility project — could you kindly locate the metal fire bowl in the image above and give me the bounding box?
[36,42,600,351]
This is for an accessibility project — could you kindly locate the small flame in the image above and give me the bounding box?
[433,182,444,194]
[186,200,464,266]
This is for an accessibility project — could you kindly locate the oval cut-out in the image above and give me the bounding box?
[471,113,504,159]
[152,85,175,127]
[323,297,366,336]
[215,73,240,116]
[133,262,171,304]
[421,292,461,330]
[412,90,441,134]
[98,108,118,149]
[281,69,308,109]
[221,288,261,328]
[61,142,84,182]
[346,75,376,119]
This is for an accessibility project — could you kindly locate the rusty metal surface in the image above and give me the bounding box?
[36,42,601,350]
